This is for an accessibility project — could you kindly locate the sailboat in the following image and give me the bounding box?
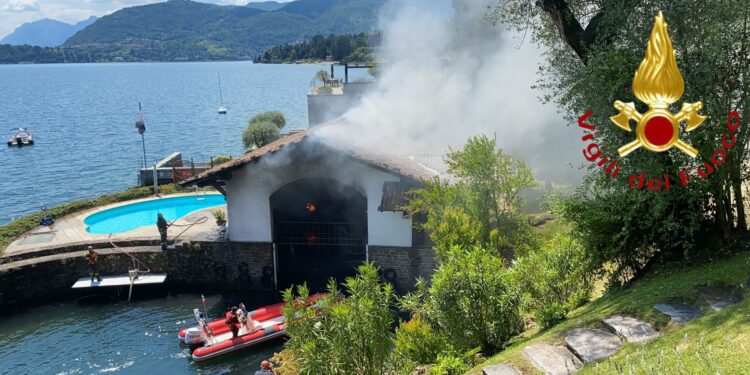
[217,73,228,114]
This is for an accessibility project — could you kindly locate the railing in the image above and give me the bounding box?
[138,153,230,186]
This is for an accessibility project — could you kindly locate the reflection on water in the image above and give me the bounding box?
[0,291,283,374]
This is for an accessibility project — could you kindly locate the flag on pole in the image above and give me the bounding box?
[135,102,146,134]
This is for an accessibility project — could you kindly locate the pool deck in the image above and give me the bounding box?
[2,193,226,260]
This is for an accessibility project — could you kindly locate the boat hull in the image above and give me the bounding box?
[191,324,286,362]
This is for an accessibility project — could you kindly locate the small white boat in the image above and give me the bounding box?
[217,73,228,114]
[7,128,33,147]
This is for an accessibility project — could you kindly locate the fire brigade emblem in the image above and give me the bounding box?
[610,11,706,158]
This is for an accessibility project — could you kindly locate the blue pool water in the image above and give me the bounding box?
[85,194,226,234]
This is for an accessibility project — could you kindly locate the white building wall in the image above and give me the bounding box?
[225,158,412,247]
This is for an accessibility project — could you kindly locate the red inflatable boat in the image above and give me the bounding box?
[178,302,284,344]
[179,294,327,362]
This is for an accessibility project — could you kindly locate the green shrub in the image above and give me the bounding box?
[242,120,281,150]
[514,232,594,328]
[282,263,395,375]
[403,246,523,353]
[392,316,453,372]
[249,110,286,129]
[212,155,232,165]
[429,354,468,375]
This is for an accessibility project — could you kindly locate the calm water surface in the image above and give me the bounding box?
[0,62,328,225]
[0,292,283,374]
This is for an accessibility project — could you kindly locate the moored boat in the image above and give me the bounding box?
[179,293,329,362]
[178,301,284,344]
[7,128,33,147]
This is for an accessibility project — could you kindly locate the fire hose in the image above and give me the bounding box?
[108,234,153,302]
[168,216,210,242]
[108,234,152,274]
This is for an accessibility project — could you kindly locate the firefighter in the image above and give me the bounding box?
[157,213,171,250]
[86,246,102,283]
[225,306,240,338]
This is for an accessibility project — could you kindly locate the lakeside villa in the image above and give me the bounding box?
[180,127,437,292]
[0,64,440,309]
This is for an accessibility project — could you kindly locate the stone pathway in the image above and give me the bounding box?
[565,328,623,363]
[602,315,660,343]
[653,301,703,324]
[482,363,522,375]
[523,344,582,375]
[518,278,747,374]
[694,285,742,311]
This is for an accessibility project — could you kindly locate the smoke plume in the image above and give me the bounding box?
[316,0,583,184]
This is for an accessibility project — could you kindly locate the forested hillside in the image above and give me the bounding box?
[61,0,380,61]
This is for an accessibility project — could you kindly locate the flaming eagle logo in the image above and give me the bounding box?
[610,11,706,158]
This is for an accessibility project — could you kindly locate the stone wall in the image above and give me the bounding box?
[369,245,436,294]
[175,241,274,290]
[0,241,435,310]
[0,241,275,310]
[0,248,167,309]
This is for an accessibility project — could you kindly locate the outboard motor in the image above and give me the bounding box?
[184,327,205,346]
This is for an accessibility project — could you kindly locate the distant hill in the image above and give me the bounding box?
[62,0,381,62]
[246,1,285,11]
[1,16,98,47]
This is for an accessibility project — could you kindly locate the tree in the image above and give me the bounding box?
[249,110,286,129]
[492,0,750,275]
[242,111,287,150]
[407,134,537,260]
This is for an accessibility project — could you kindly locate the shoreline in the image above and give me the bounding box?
[0,59,334,66]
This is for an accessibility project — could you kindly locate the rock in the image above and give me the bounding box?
[523,344,582,375]
[602,315,660,343]
[564,328,623,363]
[482,364,522,375]
[694,285,742,311]
[653,301,702,324]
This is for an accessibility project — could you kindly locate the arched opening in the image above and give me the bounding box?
[270,178,368,292]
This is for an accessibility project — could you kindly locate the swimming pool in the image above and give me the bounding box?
[84,194,226,234]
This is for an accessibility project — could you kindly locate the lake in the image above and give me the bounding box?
[0,61,359,374]
[0,61,332,225]
[0,291,283,374]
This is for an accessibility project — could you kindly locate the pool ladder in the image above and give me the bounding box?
[193,185,206,199]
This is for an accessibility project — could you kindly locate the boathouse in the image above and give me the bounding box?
[181,129,437,293]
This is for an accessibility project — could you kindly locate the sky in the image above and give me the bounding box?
[0,0,293,37]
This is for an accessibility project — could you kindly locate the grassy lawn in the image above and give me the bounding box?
[467,251,750,374]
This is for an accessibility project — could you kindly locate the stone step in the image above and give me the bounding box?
[523,344,582,375]
[602,315,660,343]
[482,363,522,375]
[694,285,742,311]
[564,328,623,363]
[653,301,703,324]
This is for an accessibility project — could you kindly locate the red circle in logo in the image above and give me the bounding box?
[644,116,674,146]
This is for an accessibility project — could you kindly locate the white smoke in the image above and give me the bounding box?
[315,0,583,184]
